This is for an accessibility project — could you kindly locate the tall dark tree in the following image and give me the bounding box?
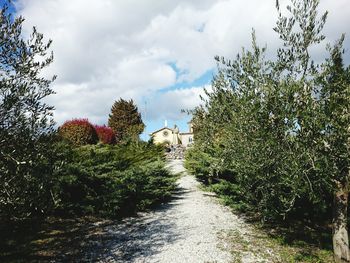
[108,98,145,141]
[0,3,57,218]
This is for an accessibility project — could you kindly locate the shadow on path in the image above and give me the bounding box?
[57,184,190,262]
[0,160,189,263]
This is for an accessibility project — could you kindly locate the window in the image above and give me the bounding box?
[163,130,169,137]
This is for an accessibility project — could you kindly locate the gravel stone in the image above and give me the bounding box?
[86,160,260,263]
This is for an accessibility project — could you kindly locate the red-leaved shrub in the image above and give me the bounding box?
[94,125,116,144]
[59,118,98,145]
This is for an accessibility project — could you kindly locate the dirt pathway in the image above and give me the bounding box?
[78,160,264,263]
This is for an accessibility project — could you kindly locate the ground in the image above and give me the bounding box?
[74,160,271,262]
[1,160,334,262]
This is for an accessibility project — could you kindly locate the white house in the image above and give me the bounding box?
[150,122,194,147]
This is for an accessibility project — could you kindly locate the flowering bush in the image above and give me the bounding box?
[95,125,116,144]
[59,119,98,145]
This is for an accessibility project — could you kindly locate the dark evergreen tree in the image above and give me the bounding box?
[108,98,145,141]
[0,3,57,219]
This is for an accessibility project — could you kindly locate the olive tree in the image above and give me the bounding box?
[0,3,57,219]
[318,40,350,262]
[274,1,349,260]
[189,0,349,261]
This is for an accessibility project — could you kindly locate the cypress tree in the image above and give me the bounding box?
[108,98,145,141]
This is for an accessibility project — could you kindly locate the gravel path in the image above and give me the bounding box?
[82,160,262,263]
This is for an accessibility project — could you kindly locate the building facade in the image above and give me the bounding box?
[150,122,194,147]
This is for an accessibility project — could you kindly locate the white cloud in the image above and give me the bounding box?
[15,0,350,125]
[144,85,210,122]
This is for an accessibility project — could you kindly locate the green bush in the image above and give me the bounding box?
[184,146,213,183]
[0,135,62,219]
[208,181,251,212]
[58,119,98,146]
[55,142,175,217]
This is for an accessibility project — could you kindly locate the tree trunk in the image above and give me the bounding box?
[333,179,350,263]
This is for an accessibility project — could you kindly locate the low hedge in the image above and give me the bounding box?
[55,143,176,217]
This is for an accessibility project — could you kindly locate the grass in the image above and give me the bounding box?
[223,226,333,263]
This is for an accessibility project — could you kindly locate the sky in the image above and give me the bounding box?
[7,0,350,140]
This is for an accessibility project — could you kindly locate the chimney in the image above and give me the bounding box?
[165,120,168,127]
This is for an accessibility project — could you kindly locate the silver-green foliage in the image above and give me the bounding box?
[0,4,57,218]
[188,0,349,222]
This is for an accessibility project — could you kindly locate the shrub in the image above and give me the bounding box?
[59,119,98,146]
[55,143,174,218]
[184,146,212,183]
[94,125,116,144]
